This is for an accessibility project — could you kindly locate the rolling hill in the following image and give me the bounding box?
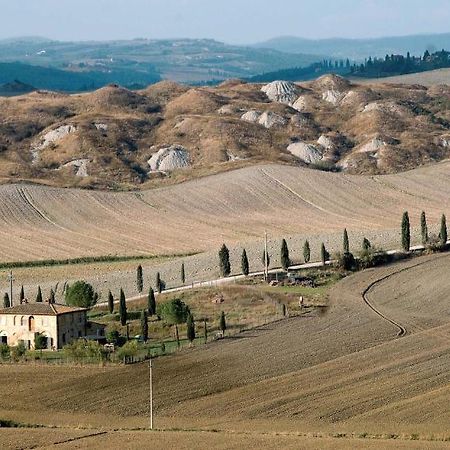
[255,33,450,60]
[1,75,450,189]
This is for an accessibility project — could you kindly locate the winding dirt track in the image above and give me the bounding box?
[1,254,450,445]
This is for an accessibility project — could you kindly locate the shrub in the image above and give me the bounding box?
[336,252,356,271]
[65,281,98,308]
[63,339,105,360]
[358,247,392,268]
[0,343,10,360]
[34,333,47,350]
[11,342,26,361]
[116,340,139,360]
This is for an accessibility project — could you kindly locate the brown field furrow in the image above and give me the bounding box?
[1,163,450,263]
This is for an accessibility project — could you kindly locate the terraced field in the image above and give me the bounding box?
[1,253,450,449]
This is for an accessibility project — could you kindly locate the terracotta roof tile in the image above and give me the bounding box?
[0,303,87,316]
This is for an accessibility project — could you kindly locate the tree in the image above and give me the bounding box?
[303,240,311,264]
[155,272,163,294]
[362,238,371,251]
[343,229,350,254]
[140,310,149,342]
[108,290,114,314]
[203,318,208,343]
[148,287,156,316]
[421,211,428,246]
[280,239,290,271]
[181,262,186,285]
[3,293,10,308]
[136,265,143,293]
[49,288,55,304]
[440,214,448,246]
[157,299,190,349]
[219,244,231,277]
[34,332,47,350]
[219,311,227,335]
[119,288,127,326]
[65,281,97,308]
[241,249,249,276]
[321,243,328,266]
[36,286,43,303]
[401,211,411,252]
[19,286,24,303]
[186,313,195,344]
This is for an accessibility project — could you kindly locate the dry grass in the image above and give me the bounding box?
[357,68,450,86]
[1,75,450,188]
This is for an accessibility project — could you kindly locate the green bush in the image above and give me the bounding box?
[63,339,106,360]
[116,340,139,360]
[11,342,26,361]
[358,247,392,268]
[0,343,10,360]
[157,299,190,325]
[65,281,98,308]
[336,252,356,271]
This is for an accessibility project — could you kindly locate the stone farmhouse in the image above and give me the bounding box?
[0,301,105,349]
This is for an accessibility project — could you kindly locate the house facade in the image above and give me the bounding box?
[0,302,91,349]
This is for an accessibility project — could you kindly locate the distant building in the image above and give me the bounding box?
[0,301,105,349]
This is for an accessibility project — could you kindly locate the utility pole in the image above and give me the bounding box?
[149,357,153,430]
[264,232,269,282]
[8,271,14,307]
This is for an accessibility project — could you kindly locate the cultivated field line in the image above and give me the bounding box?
[361,253,450,337]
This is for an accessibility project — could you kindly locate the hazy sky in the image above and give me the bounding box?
[1,0,449,43]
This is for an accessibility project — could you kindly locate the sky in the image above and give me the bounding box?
[1,0,449,43]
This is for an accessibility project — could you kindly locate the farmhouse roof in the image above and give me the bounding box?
[0,303,87,316]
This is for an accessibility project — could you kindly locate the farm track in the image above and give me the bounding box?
[1,254,450,446]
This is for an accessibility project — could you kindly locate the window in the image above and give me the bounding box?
[20,316,25,326]
[13,316,17,326]
[28,316,35,332]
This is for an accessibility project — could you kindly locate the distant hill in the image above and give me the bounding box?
[0,37,326,84]
[0,62,161,92]
[357,68,450,86]
[0,79,36,96]
[255,33,450,60]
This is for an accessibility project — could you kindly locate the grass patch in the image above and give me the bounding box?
[0,252,197,270]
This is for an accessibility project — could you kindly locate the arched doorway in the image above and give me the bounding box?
[0,331,7,345]
[28,316,35,332]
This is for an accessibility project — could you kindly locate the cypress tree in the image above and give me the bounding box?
[19,285,24,303]
[401,212,411,252]
[36,286,43,303]
[3,292,10,308]
[262,250,270,268]
[280,239,290,271]
[420,211,428,246]
[321,243,327,266]
[362,237,371,251]
[140,310,149,342]
[181,262,186,285]
[119,288,127,326]
[440,214,448,246]
[155,272,162,293]
[303,240,311,264]
[219,311,227,335]
[49,288,55,304]
[148,287,156,316]
[343,229,350,254]
[219,244,231,277]
[136,265,143,293]
[108,290,114,314]
[241,249,249,276]
[186,313,195,343]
